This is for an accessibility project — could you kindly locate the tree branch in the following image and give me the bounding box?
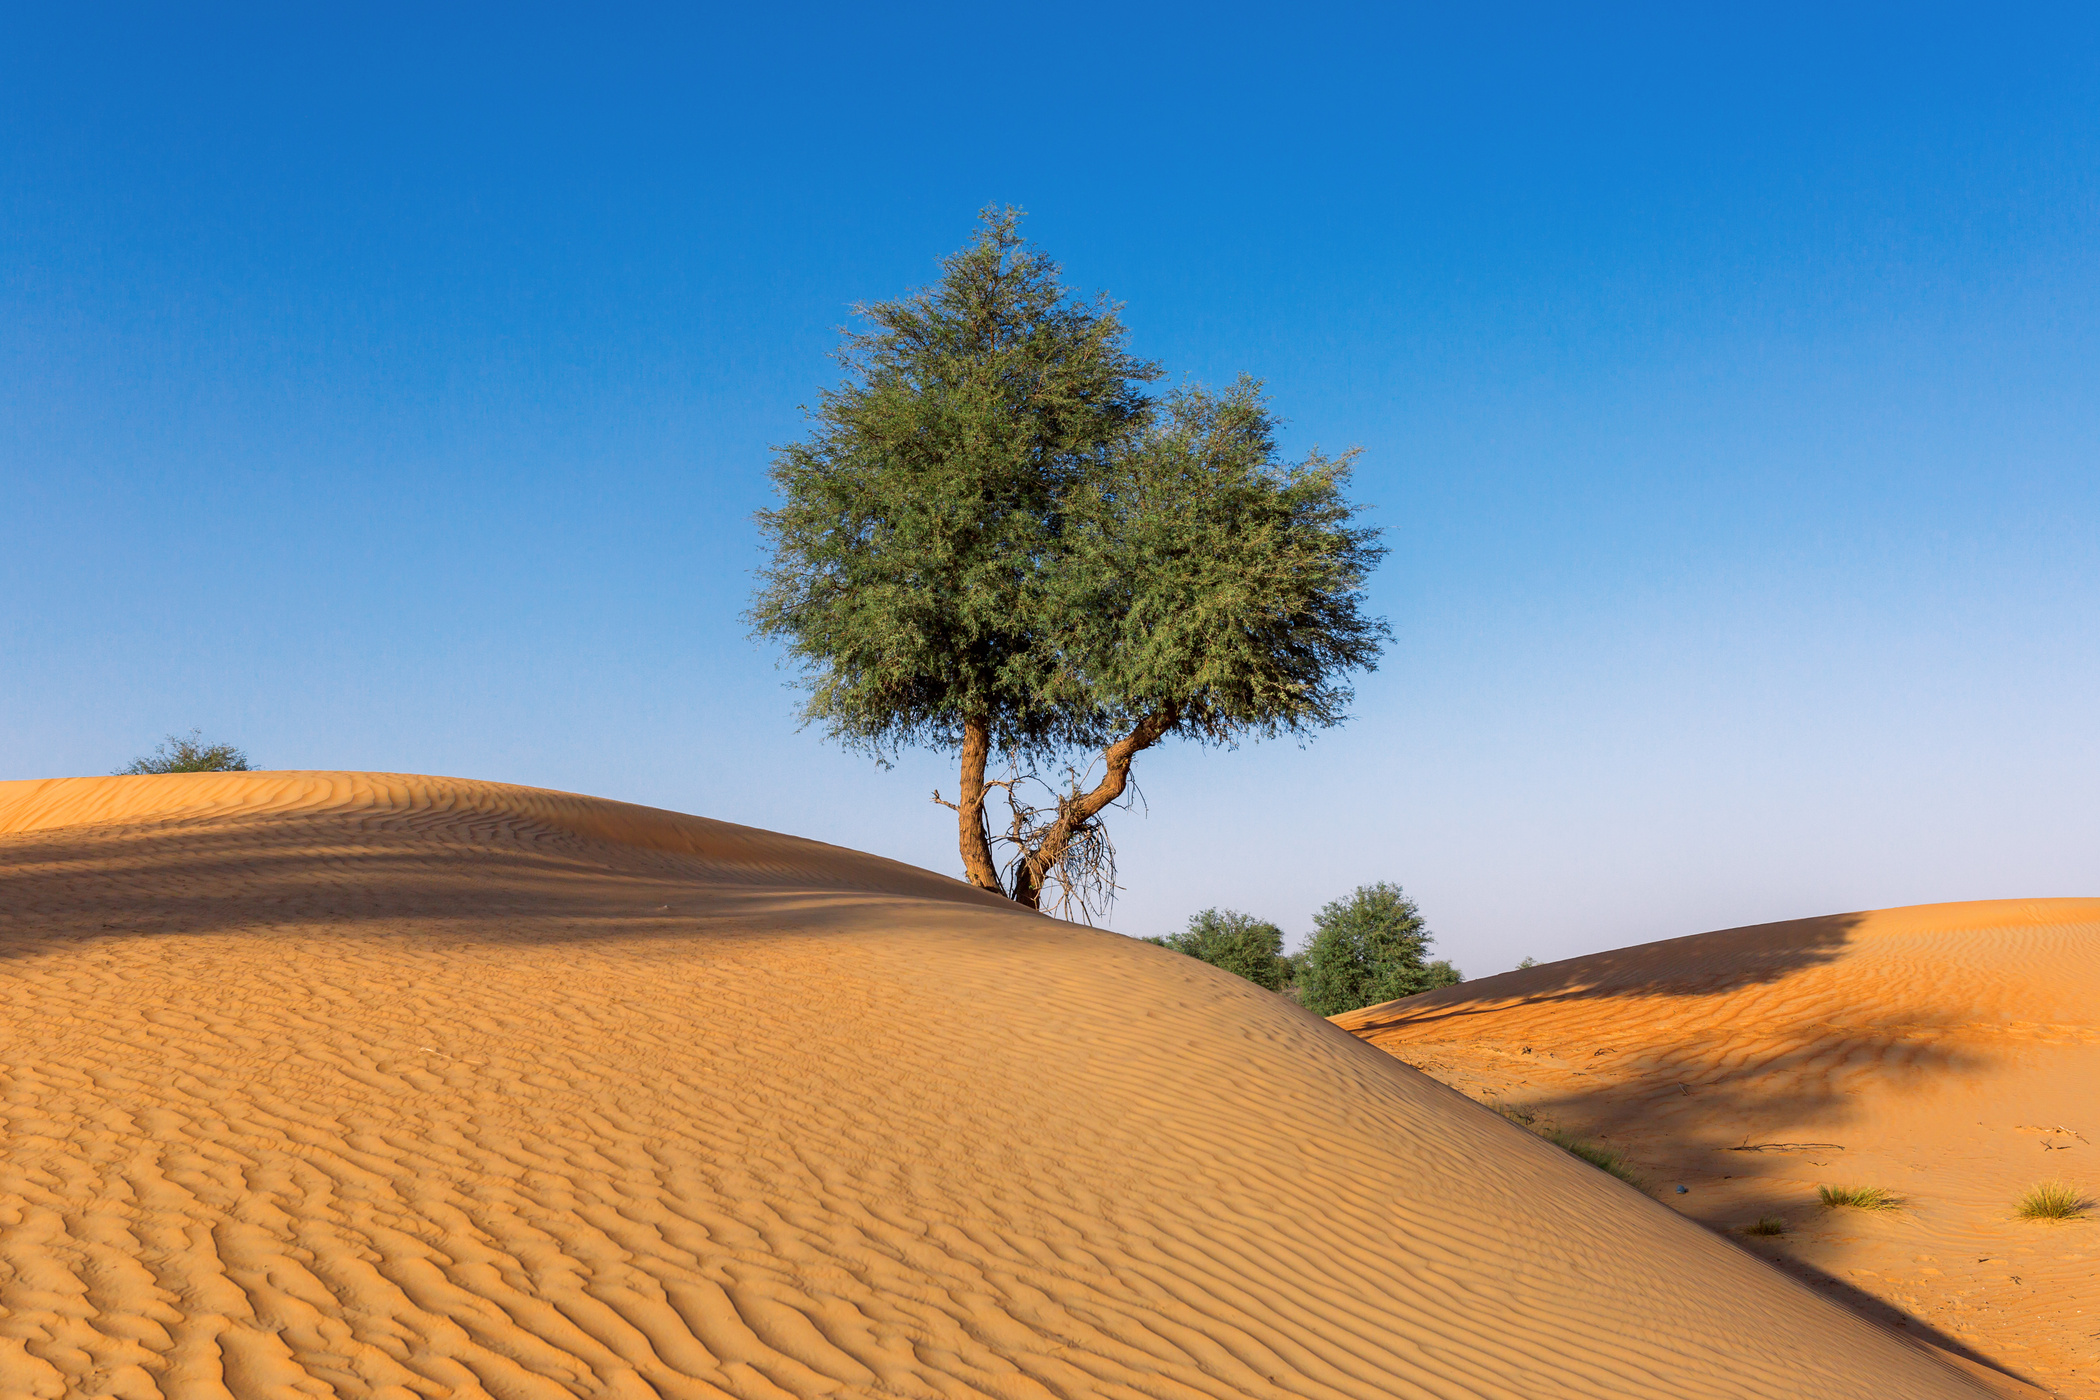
[1008,703,1179,910]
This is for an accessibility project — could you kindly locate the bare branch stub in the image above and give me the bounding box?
[983,758,1135,926]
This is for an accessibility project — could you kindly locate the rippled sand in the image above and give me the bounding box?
[1341,899,2100,1399]
[0,773,1996,1398]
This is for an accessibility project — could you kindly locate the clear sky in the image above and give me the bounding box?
[5,4,2095,972]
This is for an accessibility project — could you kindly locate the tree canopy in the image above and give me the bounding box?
[1296,882,1462,1016]
[750,209,1388,917]
[118,730,253,774]
[1148,908,1290,991]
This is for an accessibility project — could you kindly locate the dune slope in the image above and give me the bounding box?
[1340,900,2100,1398]
[0,773,1996,1399]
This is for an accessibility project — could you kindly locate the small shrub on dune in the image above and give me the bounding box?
[1543,1129,1644,1188]
[1818,1184,1903,1211]
[1744,1216,1788,1236]
[2015,1180,2090,1221]
[118,730,253,774]
[1493,1108,1643,1189]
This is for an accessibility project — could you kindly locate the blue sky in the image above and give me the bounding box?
[5,4,2095,971]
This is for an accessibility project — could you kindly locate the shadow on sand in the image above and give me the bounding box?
[1352,920,2049,1396]
[1477,1009,1996,1143]
[0,812,1009,962]
[1,812,2049,1393]
[1345,909,1869,1037]
[1480,1056,2047,1394]
[1731,1202,2047,1396]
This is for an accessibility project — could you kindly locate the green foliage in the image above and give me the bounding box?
[1818,1184,1904,1211]
[751,207,1385,758]
[1542,1128,1644,1187]
[1296,882,1460,1016]
[749,207,1162,762]
[2015,1180,2088,1220]
[1495,1107,1642,1188]
[1149,908,1289,991]
[118,730,253,774]
[748,209,1388,912]
[1047,377,1388,747]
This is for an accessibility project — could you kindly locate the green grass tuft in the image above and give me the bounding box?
[1818,1184,1904,1211]
[2015,1180,2089,1221]
[1744,1216,1788,1236]
[1493,1106,1644,1188]
[1542,1128,1645,1187]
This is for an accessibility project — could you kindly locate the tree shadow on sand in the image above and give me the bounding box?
[1355,928,2052,1395]
[1473,1005,1994,1139]
[1463,1043,2049,1394]
[1341,910,1870,1037]
[1730,1194,2048,1395]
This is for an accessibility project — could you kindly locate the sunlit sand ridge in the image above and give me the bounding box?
[1341,899,2100,1399]
[0,774,1997,1399]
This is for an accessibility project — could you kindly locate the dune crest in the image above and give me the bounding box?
[0,772,987,900]
[0,774,1995,1398]
[1342,899,2100,1398]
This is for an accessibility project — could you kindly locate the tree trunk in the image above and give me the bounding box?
[1009,704,1179,910]
[955,714,1006,896]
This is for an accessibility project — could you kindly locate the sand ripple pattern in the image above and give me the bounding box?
[1341,899,2100,1399]
[0,773,1990,1399]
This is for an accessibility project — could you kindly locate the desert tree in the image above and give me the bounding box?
[1297,882,1461,1016]
[1148,908,1290,990]
[750,208,1388,919]
[118,730,253,774]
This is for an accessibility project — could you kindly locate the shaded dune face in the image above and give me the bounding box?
[1338,900,2100,1399]
[0,775,1992,1399]
[1336,898,2100,1175]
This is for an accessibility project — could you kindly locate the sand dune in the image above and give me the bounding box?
[1340,899,2100,1398]
[0,774,1997,1399]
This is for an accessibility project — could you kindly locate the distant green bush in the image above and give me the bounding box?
[1149,908,1289,991]
[1296,882,1461,1016]
[118,730,253,774]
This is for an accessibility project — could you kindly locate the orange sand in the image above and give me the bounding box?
[0,773,2000,1399]
[1341,899,2100,1399]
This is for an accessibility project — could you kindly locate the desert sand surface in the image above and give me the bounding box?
[1340,899,2100,1399]
[0,773,2001,1399]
